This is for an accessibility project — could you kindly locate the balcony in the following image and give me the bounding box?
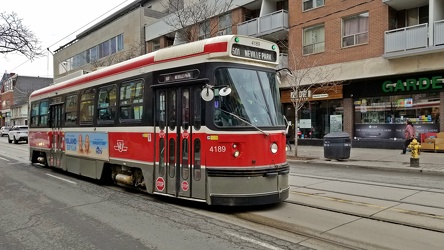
[384,20,444,59]
[237,10,288,41]
[382,0,428,10]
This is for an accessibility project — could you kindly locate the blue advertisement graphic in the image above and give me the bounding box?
[65,132,109,160]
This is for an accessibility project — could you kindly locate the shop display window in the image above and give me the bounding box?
[354,93,440,125]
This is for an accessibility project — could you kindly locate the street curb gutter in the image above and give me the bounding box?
[286,159,444,176]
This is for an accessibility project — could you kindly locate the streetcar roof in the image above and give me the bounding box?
[30,35,279,101]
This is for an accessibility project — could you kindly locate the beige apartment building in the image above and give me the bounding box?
[53,0,169,81]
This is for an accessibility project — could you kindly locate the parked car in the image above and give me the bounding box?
[1,126,10,137]
[8,125,28,144]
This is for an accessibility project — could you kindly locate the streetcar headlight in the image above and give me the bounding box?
[233,150,240,158]
[270,143,278,154]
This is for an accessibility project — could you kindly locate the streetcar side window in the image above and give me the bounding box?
[193,88,202,130]
[65,94,78,125]
[182,89,190,130]
[181,138,189,180]
[169,138,175,178]
[158,91,166,130]
[39,101,49,127]
[119,80,144,121]
[80,89,96,124]
[193,139,201,181]
[159,138,166,176]
[168,89,176,130]
[30,102,39,127]
[98,85,117,123]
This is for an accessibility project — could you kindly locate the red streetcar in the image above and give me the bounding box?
[29,35,289,206]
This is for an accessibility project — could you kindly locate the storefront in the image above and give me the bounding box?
[281,85,343,142]
[344,72,443,142]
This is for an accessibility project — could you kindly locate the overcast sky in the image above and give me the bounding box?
[1,0,132,78]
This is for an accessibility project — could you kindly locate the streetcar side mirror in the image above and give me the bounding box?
[219,86,231,96]
[201,86,214,101]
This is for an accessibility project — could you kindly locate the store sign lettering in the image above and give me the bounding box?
[382,76,443,93]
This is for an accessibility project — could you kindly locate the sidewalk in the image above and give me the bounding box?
[286,145,444,175]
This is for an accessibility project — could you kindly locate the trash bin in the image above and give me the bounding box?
[324,132,351,160]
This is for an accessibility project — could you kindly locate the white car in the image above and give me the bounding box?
[8,125,28,144]
[1,126,10,137]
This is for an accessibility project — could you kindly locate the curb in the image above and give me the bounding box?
[286,158,444,176]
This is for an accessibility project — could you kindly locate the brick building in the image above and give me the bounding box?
[278,0,444,148]
[0,74,52,127]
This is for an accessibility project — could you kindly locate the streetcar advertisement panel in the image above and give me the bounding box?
[65,132,109,160]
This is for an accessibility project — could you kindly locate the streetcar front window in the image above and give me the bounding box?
[214,68,284,127]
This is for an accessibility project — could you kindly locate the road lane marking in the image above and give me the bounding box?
[224,231,283,250]
[0,157,10,161]
[46,173,77,184]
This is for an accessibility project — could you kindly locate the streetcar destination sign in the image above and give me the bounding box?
[231,44,276,62]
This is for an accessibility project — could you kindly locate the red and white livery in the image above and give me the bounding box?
[29,35,289,206]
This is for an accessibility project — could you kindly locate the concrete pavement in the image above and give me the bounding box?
[286,145,444,175]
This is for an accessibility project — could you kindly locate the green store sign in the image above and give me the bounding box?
[382,76,443,93]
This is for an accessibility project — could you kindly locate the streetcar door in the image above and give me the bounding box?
[49,103,64,168]
[154,86,205,200]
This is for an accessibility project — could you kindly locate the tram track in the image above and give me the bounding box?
[289,173,444,209]
[287,174,444,234]
[2,142,441,248]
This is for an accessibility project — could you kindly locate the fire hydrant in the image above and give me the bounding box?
[408,138,421,167]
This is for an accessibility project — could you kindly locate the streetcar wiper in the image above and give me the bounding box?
[218,108,269,136]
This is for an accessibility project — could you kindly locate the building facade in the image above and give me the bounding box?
[0,74,52,127]
[50,0,444,148]
[277,0,444,148]
[52,0,169,80]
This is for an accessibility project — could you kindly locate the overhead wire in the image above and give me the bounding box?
[7,0,131,75]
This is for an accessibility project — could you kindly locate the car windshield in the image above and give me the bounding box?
[213,68,285,127]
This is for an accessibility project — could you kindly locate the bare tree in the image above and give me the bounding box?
[278,46,344,157]
[0,12,43,60]
[163,0,233,43]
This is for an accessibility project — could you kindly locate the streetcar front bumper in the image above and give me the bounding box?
[206,163,290,206]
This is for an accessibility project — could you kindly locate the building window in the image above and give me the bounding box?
[199,21,210,40]
[406,6,429,26]
[342,12,369,48]
[303,0,324,11]
[152,38,161,51]
[89,46,98,62]
[218,13,232,35]
[303,24,325,55]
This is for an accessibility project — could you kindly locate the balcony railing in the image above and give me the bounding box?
[237,10,288,37]
[434,20,444,46]
[384,24,428,53]
[385,20,444,57]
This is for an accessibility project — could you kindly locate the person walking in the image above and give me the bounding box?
[402,120,415,154]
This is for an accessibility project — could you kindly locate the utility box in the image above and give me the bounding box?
[324,132,351,160]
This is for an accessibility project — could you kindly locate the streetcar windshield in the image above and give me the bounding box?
[214,68,285,127]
